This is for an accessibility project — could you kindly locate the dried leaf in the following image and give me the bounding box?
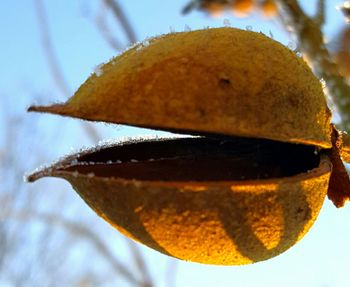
[326,127,350,207]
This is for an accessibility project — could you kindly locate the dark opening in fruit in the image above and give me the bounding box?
[63,136,320,181]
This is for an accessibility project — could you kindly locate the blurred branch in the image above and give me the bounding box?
[34,0,101,143]
[126,240,153,287]
[103,0,137,45]
[275,0,350,131]
[81,122,101,144]
[1,210,142,286]
[182,0,198,14]
[96,2,125,51]
[315,0,325,26]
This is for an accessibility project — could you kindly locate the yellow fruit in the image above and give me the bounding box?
[28,27,350,265]
[28,138,331,265]
[30,28,332,148]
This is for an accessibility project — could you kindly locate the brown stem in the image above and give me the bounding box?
[315,0,325,26]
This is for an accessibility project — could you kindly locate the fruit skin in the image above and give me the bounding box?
[26,27,349,264]
[28,154,331,265]
[29,27,332,149]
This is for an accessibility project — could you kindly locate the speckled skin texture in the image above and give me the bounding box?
[52,156,331,265]
[31,27,332,148]
[27,27,350,264]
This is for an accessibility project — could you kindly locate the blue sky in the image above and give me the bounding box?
[1,1,350,287]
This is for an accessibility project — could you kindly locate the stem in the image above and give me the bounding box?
[103,0,137,45]
[96,1,125,51]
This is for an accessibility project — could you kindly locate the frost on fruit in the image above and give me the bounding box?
[29,27,334,149]
[28,27,350,265]
[94,63,104,77]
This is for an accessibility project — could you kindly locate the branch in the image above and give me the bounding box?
[126,240,153,287]
[1,210,141,286]
[95,2,125,51]
[103,0,137,45]
[182,0,198,14]
[81,122,102,144]
[315,0,325,26]
[275,0,350,131]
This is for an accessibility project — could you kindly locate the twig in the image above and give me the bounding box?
[96,2,125,51]
[1,210,141,286]
[182,0,198,14]
[103,0,137,45]
[275,0,350,131]
[126,240,153,287]
[315,0,325,26]
[82,122,102,144]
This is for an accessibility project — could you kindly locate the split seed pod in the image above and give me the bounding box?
[28,27,350,265]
